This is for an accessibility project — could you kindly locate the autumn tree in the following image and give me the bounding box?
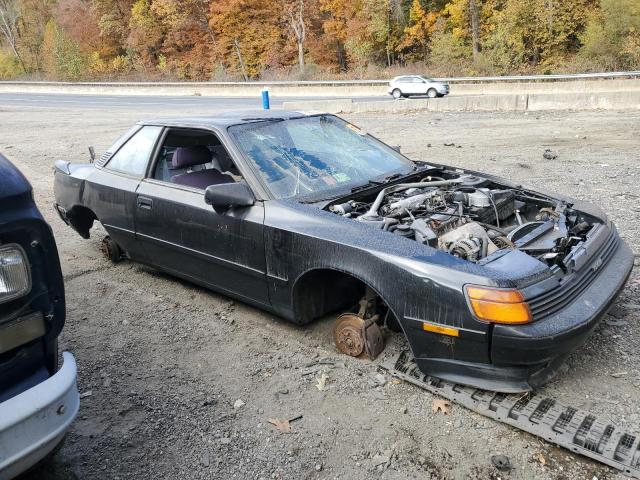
[468,0,480,59]
[56,0,101,54]
[399,0,438,60]
[92,0,135,57]
[16,0,54,71]
[41,17,84,78]
[152,0,222,79]
[0,0,635,80]
[283,0,307,73]
[127,0,164,71]
[210,0,283,79]
[0,0,26,72]
[319,0,358,70]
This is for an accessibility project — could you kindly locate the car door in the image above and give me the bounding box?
[397,77,413,94]
[414,77,429,95]
[401,77,418,95]
[133,132,269,307]
[85,125,162,260]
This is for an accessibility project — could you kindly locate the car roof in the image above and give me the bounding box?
[392,75,424,80]
[138,109,313,129]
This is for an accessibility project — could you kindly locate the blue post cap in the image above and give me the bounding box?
[261,88,270,110]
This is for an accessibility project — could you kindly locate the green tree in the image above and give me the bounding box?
[41,18,85,79]
[429,17,470,72]
[580,0,640,70]
[484,0,595,72]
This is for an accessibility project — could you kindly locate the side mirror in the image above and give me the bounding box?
[391,145,401,153]
[88,146,96,163]
[205,182,255,214]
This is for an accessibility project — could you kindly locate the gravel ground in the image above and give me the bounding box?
[2,105,639,480]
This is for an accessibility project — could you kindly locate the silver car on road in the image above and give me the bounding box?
[388,75,450,99]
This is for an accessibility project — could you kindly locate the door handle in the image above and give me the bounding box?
[137,196,153,210]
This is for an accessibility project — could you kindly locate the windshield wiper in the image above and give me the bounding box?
[350,180,383,192]
[412,160,431,170]
[382,172,404,183]
[242,117,285,123]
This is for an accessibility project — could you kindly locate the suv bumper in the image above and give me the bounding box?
[0,352,79,480]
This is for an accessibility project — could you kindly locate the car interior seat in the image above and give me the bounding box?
[170,146,234,189]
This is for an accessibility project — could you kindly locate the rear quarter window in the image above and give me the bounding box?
[105,126,163,176]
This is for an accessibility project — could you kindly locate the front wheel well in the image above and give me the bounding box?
[67,205,97,239]
[291,268,399,329]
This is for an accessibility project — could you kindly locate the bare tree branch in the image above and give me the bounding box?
[0,0,27,72]
[469,0,481,60]
[285,0,306,73]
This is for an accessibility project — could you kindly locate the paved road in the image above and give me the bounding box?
[0,92,388,110]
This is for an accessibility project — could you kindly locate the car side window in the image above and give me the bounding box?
[149,128,241,190]
[105,126,162,176]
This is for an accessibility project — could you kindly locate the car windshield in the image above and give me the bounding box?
[228,115,415,200]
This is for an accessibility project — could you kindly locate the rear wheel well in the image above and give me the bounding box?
[292,269,398,328]
[67,206,97,239]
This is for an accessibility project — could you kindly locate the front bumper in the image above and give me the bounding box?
[492,239,634,368]
[415,239,634,392]
[0,352,79,480]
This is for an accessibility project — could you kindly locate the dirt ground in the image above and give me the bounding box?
[2,104,639,480]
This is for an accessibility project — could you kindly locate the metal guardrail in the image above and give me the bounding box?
[436,71,640,82]
[0,71,639,86]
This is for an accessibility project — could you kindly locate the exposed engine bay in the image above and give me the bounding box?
[327,171,601,270]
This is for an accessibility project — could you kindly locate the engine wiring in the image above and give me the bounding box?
[327,173,597,264]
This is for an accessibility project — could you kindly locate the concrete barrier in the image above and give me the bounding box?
[526,91,640,111]
[451,78,640,96]
[283,91,640,113]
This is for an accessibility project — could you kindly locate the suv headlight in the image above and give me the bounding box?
[0,244,31,303]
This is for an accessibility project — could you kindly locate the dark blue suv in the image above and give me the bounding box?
[0,154,78,479]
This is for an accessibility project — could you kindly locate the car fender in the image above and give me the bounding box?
[264,200,493,331]
[53,163,97,238]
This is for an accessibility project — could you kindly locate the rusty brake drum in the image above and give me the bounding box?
[333,313,384,360]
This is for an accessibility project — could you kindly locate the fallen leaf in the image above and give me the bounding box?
[268,418,291,433]
[316,373,328,391]
[432,398,451,415]
[390,379,403,385]
[533,452,547,466]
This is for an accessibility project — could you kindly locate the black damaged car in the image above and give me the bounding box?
[53,110,633,393]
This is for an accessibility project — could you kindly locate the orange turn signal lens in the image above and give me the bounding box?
[465,286,532,325]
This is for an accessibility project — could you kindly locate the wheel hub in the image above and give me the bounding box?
[333,314,365,357]
[333,313,384,360]
[100,236,114,259]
